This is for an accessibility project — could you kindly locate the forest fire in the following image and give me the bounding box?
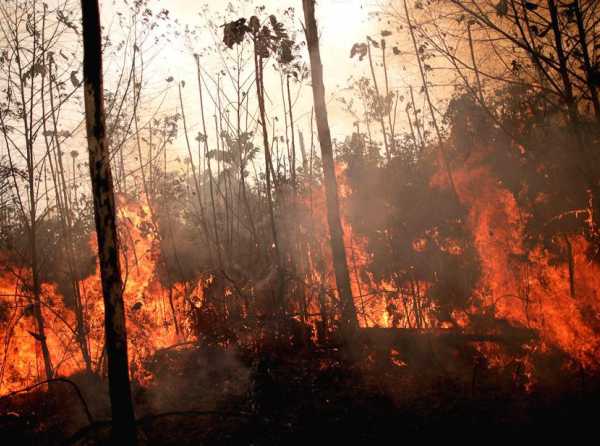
[452,156,600,369]
[4,156,598,395]
[1,0,600,443]
[0,195,181,394]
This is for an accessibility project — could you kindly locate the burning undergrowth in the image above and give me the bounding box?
[2,2,600,438]
[2,115,600,397]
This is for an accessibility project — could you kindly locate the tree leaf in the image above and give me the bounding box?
[70,71,80,88]
[350,43,368,61]
[223,18,249,48]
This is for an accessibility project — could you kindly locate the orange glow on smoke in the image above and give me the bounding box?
[0,194,202,394]
[448,152,600,369]
[1,155,599,395]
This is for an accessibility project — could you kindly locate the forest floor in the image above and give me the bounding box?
[2,338,599,445]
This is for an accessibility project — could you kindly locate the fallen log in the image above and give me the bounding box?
[358,327,538,351]
[352,327,539,368]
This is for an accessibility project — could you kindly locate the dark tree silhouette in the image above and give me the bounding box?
[302,0,358,333]
[80,0,137,443]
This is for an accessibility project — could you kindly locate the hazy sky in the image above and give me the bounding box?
[155,0,374,86]
[96,0,441,176]
[101,0,380,158]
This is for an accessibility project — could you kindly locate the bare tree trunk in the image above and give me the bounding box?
[195,56,224,269]
[45,48,92,373]
[366,40,391,163]
[467,23,485,106]
[29,224,54,381]
[178,82,215,264]
[252,36,286,323]
[563,234,576,298]
[303,0,358,333]
[253,47,281,264]
[298,129,309,173]
[80,1,137,444]
[409,86,425,152]
[381,38,397,153]
[286,76,297,188]
[23,65,53,382]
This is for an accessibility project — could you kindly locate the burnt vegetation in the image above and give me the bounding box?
[1,0,600,444]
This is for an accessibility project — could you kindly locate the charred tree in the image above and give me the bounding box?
[302,0,358,333]
[80,0,137,444]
